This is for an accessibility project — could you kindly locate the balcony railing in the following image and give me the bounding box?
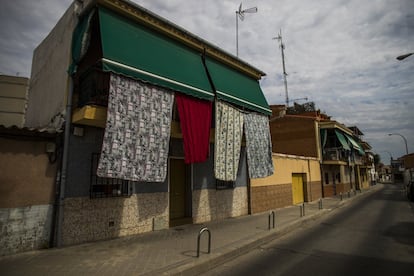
[323,147,348,162]
[77,69,110,108]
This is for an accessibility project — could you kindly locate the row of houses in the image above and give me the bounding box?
[0,0,375,255]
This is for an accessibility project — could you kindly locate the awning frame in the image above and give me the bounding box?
[101,58,215,99]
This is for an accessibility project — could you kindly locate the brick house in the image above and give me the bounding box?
[269,105,369,198]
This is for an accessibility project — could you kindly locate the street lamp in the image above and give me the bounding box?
[396,53,413,60]
[235,3,257,57]
[388,133,409,155]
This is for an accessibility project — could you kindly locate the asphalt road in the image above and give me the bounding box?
[202,184,414,276]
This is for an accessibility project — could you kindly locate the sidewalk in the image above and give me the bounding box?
[0,184,383,276]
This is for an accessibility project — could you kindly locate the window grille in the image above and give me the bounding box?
[90,153,132,198]
[216,179,235,190]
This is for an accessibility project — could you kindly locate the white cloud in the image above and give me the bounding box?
[0,0,413,164]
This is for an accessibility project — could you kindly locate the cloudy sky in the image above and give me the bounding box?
[1,0,413,164]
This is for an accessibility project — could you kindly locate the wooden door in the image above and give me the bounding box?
[169,159,186,220]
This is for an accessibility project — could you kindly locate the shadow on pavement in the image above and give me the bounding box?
[384,221,414,246]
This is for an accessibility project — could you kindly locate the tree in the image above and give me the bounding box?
[374,154,381,167]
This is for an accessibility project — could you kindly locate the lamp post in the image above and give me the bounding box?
[235,3,257,57]
[396,53,413,60]
[388,133,409,155]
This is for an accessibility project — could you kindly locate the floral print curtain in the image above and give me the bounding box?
[214,101,244,181]
[97,74,174,182]
[244,112,274,178]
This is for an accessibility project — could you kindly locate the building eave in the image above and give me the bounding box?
[319,121,353,136]
[95,0,265,80]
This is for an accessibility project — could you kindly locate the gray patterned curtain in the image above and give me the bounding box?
[244,112,274,178]
[214,101,244,181]
[97,74,174,182]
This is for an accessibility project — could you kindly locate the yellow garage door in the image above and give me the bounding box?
[292,174,304,204]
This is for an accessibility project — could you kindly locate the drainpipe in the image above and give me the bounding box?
[307,159,312,202]
[56,77,74,247]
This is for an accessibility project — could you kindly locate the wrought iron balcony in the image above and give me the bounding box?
[323,147,348,162]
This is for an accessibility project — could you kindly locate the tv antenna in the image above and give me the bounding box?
[236,3,257,57]
[273,29,289,107]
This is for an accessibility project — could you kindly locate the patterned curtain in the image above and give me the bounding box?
[97,74,174,182]
[214,101,244,181]
[244,112,274,178]
[176,93,212,164]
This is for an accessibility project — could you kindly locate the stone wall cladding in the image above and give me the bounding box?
[323,184,335,197]
[250,184,293,214]
[62,193,168,246]
[192,187,248,224]
[0,204,53,256]
[307,181,323,201]
[335,182,352,195]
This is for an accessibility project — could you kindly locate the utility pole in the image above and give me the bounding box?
[273,29,289,107]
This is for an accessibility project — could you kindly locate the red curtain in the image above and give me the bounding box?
[176,94,212,164]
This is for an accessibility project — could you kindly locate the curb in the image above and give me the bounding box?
[169,211,328,276]
[162,186,382,275]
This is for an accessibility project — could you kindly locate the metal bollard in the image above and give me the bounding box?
[197,227,211,257]
[318,198,323,210]
[300,203,305,217]
[268,211,275,230]
[348,191,351,198]
[354,189,357,196]
[340,192,343,200]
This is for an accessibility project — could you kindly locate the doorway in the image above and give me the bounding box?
[169,158,192,227]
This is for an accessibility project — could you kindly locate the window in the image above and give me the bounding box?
[336,172,341,183]
[216,179,235,190]
[90,153,132,198]
[324,173,329,184]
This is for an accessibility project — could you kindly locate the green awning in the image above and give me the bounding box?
[70,7,271,114]
[69,10,96,74]
[98,7,214,100]
[335,130,351,151]
[345,134,365,155]
[205,57,271,115]
[320,129,327,148]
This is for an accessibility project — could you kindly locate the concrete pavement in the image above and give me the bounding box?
[0,184,384,276]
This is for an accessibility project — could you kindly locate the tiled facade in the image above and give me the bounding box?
[306,181,323,201]
[250,184,292,213]
[61,186,249,246]
[192,187,248,223]
[62,193,169,246]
